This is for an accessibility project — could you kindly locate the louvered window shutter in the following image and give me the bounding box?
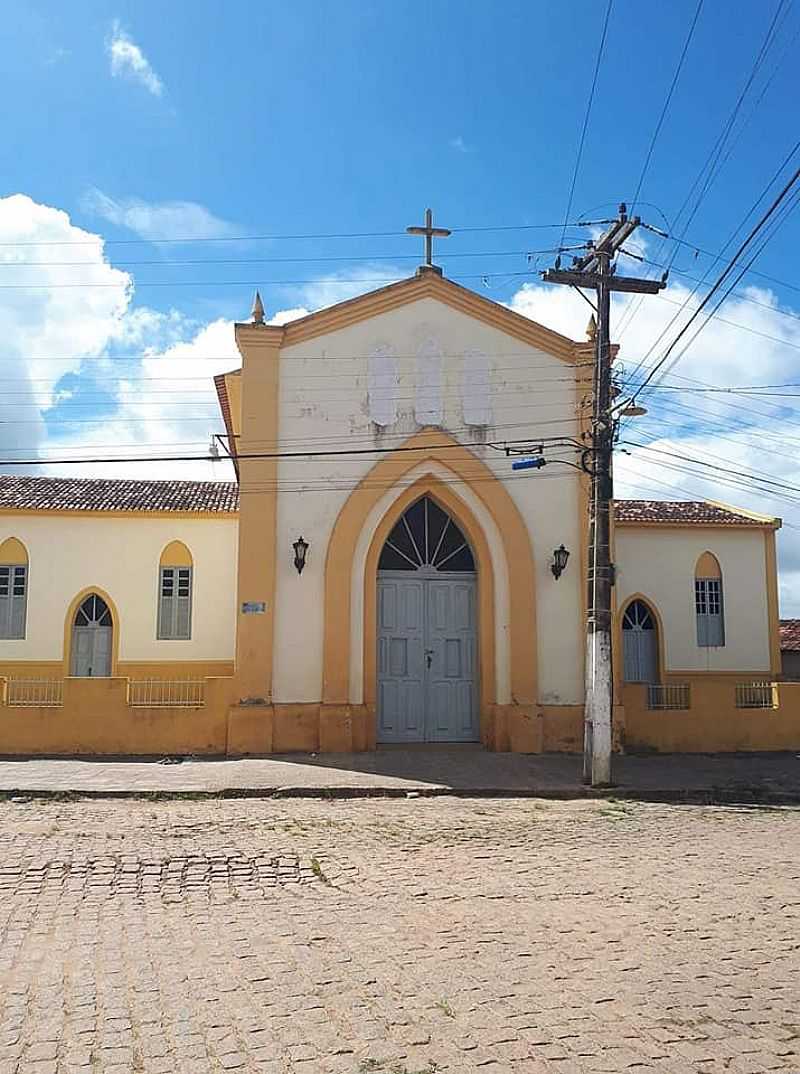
[175,568,192,639]
[695,577,725,648]
[158,566,192,639]
[159,567,176,638]
[0,565,26,639]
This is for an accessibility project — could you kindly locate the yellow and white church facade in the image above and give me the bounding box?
[0,267,797,756]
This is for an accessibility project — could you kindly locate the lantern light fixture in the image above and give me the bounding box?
[551,544,570,580]
[293,536,309,575]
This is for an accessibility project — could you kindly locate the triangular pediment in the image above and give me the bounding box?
[238,268,583,364]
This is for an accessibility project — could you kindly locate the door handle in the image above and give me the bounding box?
[424,648,434,669]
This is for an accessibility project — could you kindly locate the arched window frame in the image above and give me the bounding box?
[158,542,193,641]
[378,496,476,573]
[0,538,29,640]
[695,552,725,648]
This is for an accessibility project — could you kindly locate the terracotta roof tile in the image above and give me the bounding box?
[780,619,800,652]
[0,475,239,514]
[614,499,775,527]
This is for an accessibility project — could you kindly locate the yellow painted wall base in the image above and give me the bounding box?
[623,681,800,752]
[2,678,798,756]
[0,676,234,756]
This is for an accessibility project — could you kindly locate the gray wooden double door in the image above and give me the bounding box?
[70,593,113,677]
[622,599,658,683]
[377,570,478,743]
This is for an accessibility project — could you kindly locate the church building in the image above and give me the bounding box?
[0,263,797,756]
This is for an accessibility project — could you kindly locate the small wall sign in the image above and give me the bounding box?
[241,601,266,614]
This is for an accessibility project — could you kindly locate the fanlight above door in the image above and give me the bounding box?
[378,496,475,572]
[622,600,654,632]
[74,594,112,627]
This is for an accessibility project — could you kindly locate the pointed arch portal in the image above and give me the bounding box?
[322,429,538,747]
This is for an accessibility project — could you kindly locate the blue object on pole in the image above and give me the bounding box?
[511,457,546,471]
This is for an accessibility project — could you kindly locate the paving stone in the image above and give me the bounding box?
[0,797,797,1072]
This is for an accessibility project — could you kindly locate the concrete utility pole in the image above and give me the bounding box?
[543,204,665,786]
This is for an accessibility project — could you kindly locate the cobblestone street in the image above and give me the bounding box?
[0,796,798,1074]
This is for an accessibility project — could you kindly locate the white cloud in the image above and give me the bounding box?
[82,188,236,242]
[267,307,309,326]
[289,265,405,312]
[107,22,163,96]
[507,274,800,613]
[449,136,472,153]
[3,191,799,612]
[0,194,130,418]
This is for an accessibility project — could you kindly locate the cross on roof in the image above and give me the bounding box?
[407,207,451,272]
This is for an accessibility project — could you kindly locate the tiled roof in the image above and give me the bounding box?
[780,620,800,652]
[614,500,776,527]
[0,475,239,514]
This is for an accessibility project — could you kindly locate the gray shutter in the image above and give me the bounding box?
[696,579,708,647]
[175,568,192,640]
[0,565,25,639]
[0,566,10,639]
[696,578,724,647]
[158,567,175,639]
[10,566,26,639]
[707,579,725,646]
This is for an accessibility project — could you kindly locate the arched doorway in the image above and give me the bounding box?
[70,593,113,677]
[377,495,478,743]
[622,599,658,684]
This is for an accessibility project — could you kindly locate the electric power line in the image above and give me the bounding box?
[558,0,615,250]
[629,0,705,213]
[629,161,800,399]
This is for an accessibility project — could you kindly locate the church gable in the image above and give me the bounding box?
[273,284,581,448]
[275,268,581,363]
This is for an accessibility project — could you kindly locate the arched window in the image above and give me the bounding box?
[622,599,658,683]
[378,496,475,572]
[0,537,28,639]
[695,552,724,647]
[158,541,193,640]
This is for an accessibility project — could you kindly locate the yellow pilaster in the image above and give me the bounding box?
[765,528,782,677]
[233,322,284,702]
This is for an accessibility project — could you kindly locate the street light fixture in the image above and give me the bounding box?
[551,544,570,580]
[293,536,309,575]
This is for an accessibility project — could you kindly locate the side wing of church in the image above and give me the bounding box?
[0,268,796,755]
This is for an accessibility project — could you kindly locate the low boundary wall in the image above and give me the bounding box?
[1,676,798,756]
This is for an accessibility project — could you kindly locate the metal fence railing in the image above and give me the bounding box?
[6,678,64,708]
[647,683,690,711]
[127,679,205,708]
[735,681,777,710]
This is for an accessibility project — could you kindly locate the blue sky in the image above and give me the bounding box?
[4,0,797,317]
[2,0,800,607]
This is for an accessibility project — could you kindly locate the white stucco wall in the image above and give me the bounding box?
[615,526,771,672]
[271,295,584,705]
[0,515,237,663]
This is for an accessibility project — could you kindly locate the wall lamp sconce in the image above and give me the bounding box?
[293,536,309,575]
[551,544,570,580]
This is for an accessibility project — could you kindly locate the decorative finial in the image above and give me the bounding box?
[252,290,265,325]
[586,314,597,341]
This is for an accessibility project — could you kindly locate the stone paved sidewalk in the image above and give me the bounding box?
[1,796,799,1073]
[0,748,798,801]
